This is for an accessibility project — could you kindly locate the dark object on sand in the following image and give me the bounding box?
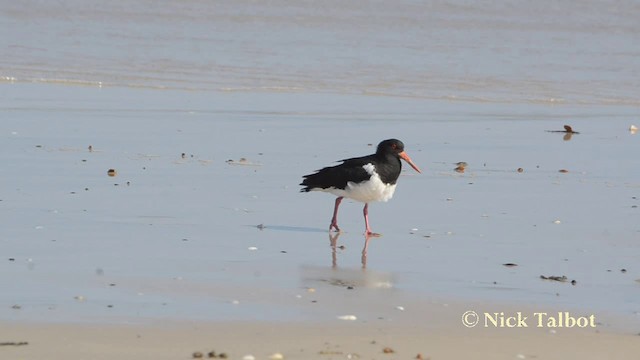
[540,275,568,282]
[0,342,29,346]
[454,162,467,173]
[107,168,117,177]
[503,263,518,267]
[546,125,580,134]
[546,125,579,141]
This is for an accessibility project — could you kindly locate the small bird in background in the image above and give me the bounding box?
[300,139,421,236]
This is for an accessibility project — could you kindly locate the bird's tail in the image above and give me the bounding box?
[300,171,327,192]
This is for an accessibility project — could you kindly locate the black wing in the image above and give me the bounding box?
[300,155,374,192]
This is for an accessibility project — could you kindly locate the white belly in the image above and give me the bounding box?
[321,171,397,203]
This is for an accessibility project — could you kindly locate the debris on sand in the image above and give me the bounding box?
[546,125,579,134]
[0,342,29,346]
[540,275,575,285]
[318,350,343,356]
[503,263,518,267]
[226,158,262,166]
[383,347,395,354]
[107,169,117,177]
[630,125,638,134]
[454,162,467,173]
[546,125,579,140]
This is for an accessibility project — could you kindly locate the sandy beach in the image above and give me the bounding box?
[4,316,640,360]
[2,0,640,358]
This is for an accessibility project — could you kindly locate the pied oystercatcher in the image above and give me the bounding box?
[300,139,421,236]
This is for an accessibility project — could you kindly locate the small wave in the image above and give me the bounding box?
[3,75,639,107]
[0,76,105,88]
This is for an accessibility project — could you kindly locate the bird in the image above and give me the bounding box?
[300,139,421,236]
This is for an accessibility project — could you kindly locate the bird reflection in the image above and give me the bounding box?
[300,233,394,292]
[329,232,373,269]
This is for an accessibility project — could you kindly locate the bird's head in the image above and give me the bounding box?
[377,139,421,173]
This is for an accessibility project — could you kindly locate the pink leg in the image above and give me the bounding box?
[363,203,381,237]
[330,197,343,232]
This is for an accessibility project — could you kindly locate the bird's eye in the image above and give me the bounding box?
[391,144,397,149]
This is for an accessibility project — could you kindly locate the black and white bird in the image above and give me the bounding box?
[300,139,421,236]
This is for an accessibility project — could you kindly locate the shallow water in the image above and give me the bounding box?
[1,1,639,329]
[2,0,639,105]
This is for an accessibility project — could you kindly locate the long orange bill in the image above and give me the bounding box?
[399,151,422,173]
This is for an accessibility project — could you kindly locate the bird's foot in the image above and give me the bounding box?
[330,223,341,233]
[365,230,381,237]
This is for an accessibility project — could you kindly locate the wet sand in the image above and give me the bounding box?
[2,84,639,358]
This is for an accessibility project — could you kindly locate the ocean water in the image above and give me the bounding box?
[2,0,639,105]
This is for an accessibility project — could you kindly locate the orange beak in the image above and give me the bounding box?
[399,151,422,173]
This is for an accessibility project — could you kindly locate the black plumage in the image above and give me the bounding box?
[299,139,421,236]
[300,139,405,192]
